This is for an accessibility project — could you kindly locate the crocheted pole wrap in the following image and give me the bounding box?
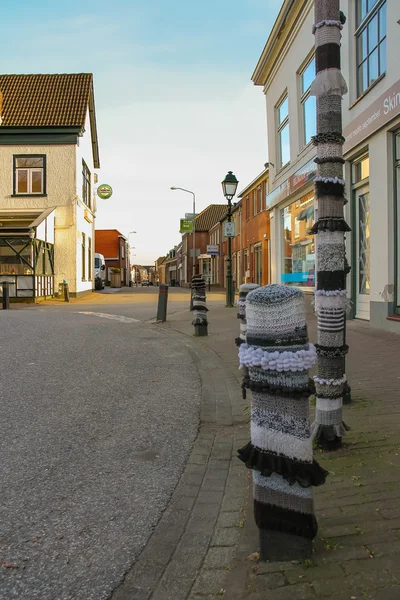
[236,283,259,347]
[191,275,208,327]
[237,285,327,552]
[311,0,350,450]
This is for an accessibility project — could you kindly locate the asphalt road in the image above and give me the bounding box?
[0,297,201,599]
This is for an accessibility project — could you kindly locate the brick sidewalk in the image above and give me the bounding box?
[113,302,400,600]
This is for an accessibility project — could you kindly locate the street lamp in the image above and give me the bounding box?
[221,171,239,308]
[171,186,196,278]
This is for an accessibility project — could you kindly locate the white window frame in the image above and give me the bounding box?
[14,157,45,195]
[299,56,316,147]
[355,0,386,97]
[276,95,290,169]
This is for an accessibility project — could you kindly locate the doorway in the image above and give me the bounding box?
[355,186,370,319]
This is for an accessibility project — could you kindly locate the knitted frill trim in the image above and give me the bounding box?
[312,132,345,145]
[315,343,349,357]
[255,501,318,540]
[310,69,348,98]
[241,375,315,400]
[310,218,351,233]
[235,336,245,347]
[192,317,208,326]
[312,19,343,33]
[310,422,351,450]
[238,442,328,488]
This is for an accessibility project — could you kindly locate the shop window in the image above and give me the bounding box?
[277,95,290,168]
[356,0,386,96]
[395,132,400,309]
[352,154,370,183]
[82,160,91,208]
[0,238,33,274]
[281,193,315,287]
[13,155,46,195]
[300,57,316,146]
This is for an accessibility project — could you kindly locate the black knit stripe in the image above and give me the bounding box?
[315,179,345,197]
[254,500,318,539]
[317,271,345,291]
[316,43,341,72]
[310,218,351,233]
[314,156,345,164]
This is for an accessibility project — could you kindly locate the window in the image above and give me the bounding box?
[356,0,386,96]
[352,154,370,183]
[14,155,46,195]
[122,244,125,259]
[246,195,250,220]
[88,237,92,280]
[82,233,86,280]
[300,57,316,146]
[253,190,257,216]
[277,96,290,168]
[254,244,262,285]
[394,132,400,309]
[82,160,91,208]
[281,192,315,287]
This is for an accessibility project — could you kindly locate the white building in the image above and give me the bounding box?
[253,0,400,331]
[0,73,100,299]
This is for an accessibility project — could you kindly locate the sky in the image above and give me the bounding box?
[3,0,282,265]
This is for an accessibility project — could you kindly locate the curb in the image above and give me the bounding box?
[110,325,250,600]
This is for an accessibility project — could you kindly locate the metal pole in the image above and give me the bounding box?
[226,198,233,307]
[2,282,10,310]
[192,193,196,277]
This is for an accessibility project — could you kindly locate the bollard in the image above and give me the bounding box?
[156,284,168,322]
[237,285,328,561]
[2,282,10,310]
[63,281,70,303]
[191,275,208,336]
[236,283,259,347]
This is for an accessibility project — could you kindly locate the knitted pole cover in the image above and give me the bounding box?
[191,275,208,326]
[236,283,260,347]
[238,285,327,546]
[310,1,350,451]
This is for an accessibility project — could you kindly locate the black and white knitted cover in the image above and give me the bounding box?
[191,275,208,326]
[236,283,259,347]
[310,1,350,450]
[238,285,327,540]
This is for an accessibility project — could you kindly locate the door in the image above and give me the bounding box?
[355,188,370,320]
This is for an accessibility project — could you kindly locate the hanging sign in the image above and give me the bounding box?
[224,222,236,237]
[207,245,219,256]
[97,184,113,199]
[180,219,193,233]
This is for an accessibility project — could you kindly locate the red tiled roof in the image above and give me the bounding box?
[0,73,93,127]
[193,204,227,231]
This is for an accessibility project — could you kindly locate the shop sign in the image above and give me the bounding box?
[97,184,113,199]
[180,219,193,233]
[224,222,236,237]
[343,79,400,154]
[206,244,219,256]
[266,158,317,210]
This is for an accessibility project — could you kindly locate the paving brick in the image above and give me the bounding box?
[190,569,228,595]
[246,583,315,600]
[211,527,240,547]
[284,563,345,584]
[222,496,245,512]
[311,570,394,597]
[152,576,195,600]
[197,490,224,504]
[203,546,236,569]
[250,572,286,590]
[218,511,242,528]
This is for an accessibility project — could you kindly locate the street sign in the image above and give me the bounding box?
[207,244,219,256]
[224,222,236,237]
[97,184,113,199]
[185,213,196,221]
[180,219,193,233]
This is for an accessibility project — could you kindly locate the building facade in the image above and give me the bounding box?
[253,0,400,331]
[0,73,100,299]
[95,229,129,286]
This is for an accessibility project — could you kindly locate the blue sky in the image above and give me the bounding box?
[3,0,282,263]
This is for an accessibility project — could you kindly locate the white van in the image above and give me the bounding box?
[94,253,106,289]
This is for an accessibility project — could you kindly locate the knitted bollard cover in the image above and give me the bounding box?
[191,275,208,326]
[309,1,350,450]
[236,283,259,347]
[238,285,328,540]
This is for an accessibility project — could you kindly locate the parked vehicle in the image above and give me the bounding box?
[94,253,106,289]
[141,280,149,287]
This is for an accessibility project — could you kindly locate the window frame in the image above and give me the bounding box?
[276,94,290,169]
[355,0,386,97]
[82,160,92,208]
[13,154,47,196]
[88,237,92,281]
[82,233,86,281]
[299,56,316,147]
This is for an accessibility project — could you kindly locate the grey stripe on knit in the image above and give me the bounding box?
[253,480,314,515]
[249,366,310,390]
[251,393,310,440]
[315,406,342,426]
[317,142,343,161]
[317,110,342,135]
[251,422,313,462]
[317,243,345,271]
[317,355,346,379]
[318,199,346,219]
[315,380,344,398]
[315,0,340,26]
[319,330,345,347]
[315,24,341,46]
[318,161,345,180]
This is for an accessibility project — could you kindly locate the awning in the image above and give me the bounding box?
[0,207,55,233]
[297,206,314,221]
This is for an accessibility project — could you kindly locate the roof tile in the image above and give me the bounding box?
[193,204,227,231]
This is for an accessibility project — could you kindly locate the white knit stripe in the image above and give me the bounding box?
[317,230,344,246]
[239,343,316,371]
[316,397,343,411]
[253,471,312,499]
[251,423,313,462]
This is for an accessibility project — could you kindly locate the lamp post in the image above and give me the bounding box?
[170,187,196,278]
[222,171,239,308]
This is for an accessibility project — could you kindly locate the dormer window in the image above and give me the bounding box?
[14,155,46,195]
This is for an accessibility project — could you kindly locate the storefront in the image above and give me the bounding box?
[267,158,317,290]
[0,208,55,300]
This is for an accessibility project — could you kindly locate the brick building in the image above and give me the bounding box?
[95,229,130,286]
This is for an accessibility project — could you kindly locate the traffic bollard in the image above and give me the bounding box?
[63,281,70,302]
[157,284,168,322]
[2,282,10,310]
[191,275,208,336]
